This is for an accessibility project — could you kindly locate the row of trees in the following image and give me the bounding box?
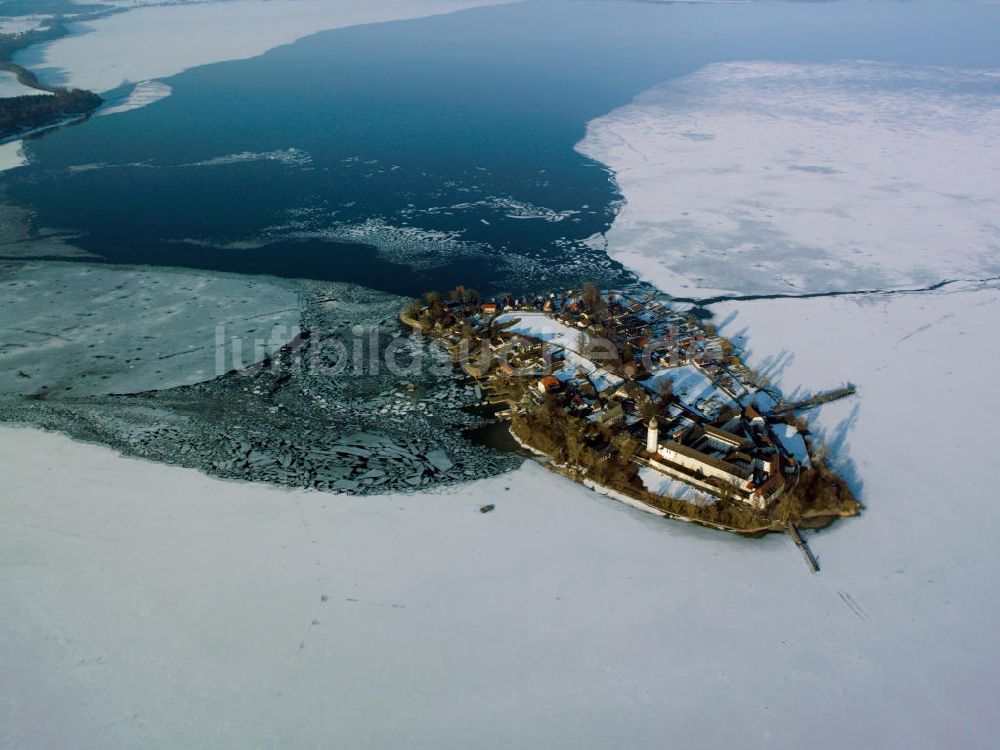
[0,88,102,138]
[512,396,635,486]
[641,488,771,530]
[403,290,448,329]
[580,282,607,320]
[0,24,67,65]
[771,461,860,524]
[403,285,483,327]
[447,284,480,310]
[637,379,673,422]
[513,399,778,530]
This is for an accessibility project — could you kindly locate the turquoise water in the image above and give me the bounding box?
[9,0,1000,296]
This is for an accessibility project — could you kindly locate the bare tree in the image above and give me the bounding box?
[612,432,640,462]
[657,378,673,406]
[639,394,658,422]
[581,282,607,320]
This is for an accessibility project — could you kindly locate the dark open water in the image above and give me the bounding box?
[8,0,1000,296]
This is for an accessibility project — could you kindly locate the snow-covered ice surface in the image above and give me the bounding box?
[16,0,516,95]
[0,140,27,172]
[0,70,49,99]
[711,280,1000,505]
[3,401,999,747]
[577,61,1000,296]
[5,23,1000,749]
[0,262,300,396]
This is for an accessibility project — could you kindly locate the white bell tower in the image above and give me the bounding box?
[646,417,659,454]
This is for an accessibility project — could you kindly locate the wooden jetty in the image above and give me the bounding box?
[773,384,856,415]
[788,523,820,573]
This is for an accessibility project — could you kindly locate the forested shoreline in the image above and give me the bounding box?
[0,88,102,138]
[0,18,104,139]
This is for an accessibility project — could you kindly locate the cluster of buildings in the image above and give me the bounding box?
[415,287,799,510]
[644,404,793,509]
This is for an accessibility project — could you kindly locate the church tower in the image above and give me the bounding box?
[646,417,659,454]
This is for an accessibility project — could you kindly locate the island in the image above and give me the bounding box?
[404,283,861,540]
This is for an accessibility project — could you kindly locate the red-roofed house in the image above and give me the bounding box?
[537,375,561,394]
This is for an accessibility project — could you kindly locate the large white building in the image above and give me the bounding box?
[644,415,787,510]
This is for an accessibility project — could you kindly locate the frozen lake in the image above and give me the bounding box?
[4,0,1000,746]
[3,421,997,749]
[8,0,1000,296]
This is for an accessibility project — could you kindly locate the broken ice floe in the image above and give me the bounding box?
[99,81,172,117]
[187,148,313,169]
[0,261,301,397]
[411,195,580,223]
[0,272,520,495]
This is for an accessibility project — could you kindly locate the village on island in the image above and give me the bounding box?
[403,284,860,550]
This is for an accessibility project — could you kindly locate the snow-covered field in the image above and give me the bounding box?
[0,262,301,396]
[16,0,515,95]
[494,311,624,390]
[577,61,1000,296]
[641,364,735,416]
[495,310,587,350]
[638,465,714,505]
